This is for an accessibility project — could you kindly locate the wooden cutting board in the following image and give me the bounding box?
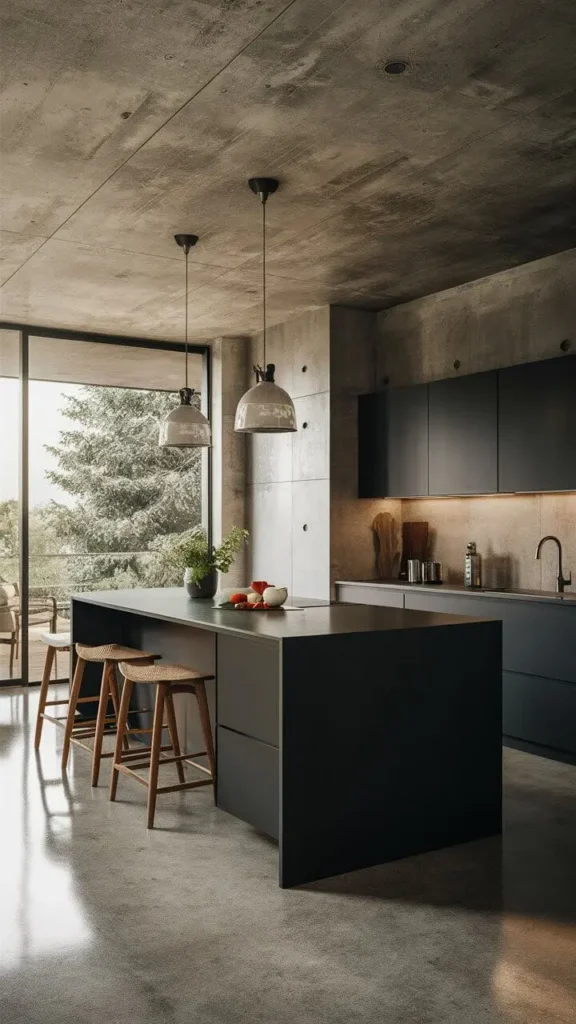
[372,512,401,579]
[401,521,429,575]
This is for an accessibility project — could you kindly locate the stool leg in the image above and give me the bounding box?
[165,689,185,784]
[147,683,166,829]
[62,656,86,771]
[109,677,133,802]
[195,680,216,789]
[108,663,130,752]
[91,661,112,787]
[34,644,56,748]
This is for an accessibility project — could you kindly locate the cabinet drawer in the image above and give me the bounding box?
[503,671,576,756]
[217,634,279,747]
[404,591,576,683]
[336,585,405,608]
[217,726,279,840]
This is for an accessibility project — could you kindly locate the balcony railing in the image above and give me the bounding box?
[0,551,157,617]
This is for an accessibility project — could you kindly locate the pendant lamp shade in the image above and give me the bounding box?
[159,233,211,448]
[234,178,297,435]
[234,364,297,433]
[159,386,211,447]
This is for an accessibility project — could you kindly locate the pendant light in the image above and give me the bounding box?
[159,233,211,447]
[234,178,297,434]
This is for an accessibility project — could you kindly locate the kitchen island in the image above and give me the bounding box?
[336,579,576,765]
[71,588,502,887]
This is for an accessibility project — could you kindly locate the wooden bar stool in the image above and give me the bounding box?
[62,643,160,787]
[110,661,215,829]
[34,632,72,748]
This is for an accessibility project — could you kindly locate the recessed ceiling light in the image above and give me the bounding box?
[377,59,409,75]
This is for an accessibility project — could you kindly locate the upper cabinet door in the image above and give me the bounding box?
[498,354,576,493]
[358,385,429,497]
[428,371,498,495]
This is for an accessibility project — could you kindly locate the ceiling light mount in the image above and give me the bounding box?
[174,233,199,254]
[377,58,409,76]
[248,177,279,203]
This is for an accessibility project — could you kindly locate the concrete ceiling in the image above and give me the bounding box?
[1,0,575,342]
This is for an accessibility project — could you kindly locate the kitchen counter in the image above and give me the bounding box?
[72,587,502,887]
[73,586,495,640]
[335,579,576,605]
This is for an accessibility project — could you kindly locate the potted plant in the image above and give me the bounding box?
[174,527,248,599]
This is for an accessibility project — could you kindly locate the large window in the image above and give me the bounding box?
[0,328,209,685]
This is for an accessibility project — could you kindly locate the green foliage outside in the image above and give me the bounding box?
[0,386,203,604]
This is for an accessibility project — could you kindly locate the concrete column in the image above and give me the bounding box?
[210,337,250,587]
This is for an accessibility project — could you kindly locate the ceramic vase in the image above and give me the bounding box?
[184,568,217,599]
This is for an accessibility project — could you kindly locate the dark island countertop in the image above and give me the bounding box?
[336,579,576,606]
[72,587,495,641]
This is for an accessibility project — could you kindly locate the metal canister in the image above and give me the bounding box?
[407,559,422,583]
[422,560,443,584]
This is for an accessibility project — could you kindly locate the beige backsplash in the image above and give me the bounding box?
[400,493,576,592]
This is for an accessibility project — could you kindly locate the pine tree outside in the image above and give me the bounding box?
[0,384,203,616]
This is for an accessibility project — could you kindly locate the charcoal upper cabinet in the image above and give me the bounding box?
[428,371,498,495]
[498,354,576,492]
[358,386,428,497]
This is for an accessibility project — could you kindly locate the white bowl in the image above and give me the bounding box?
[263,586,288,607]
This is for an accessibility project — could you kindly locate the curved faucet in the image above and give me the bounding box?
[535,535,572,593]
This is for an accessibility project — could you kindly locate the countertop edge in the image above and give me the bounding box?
[71,592,281,641]
[335,580,576,606]
[70,590,499,638]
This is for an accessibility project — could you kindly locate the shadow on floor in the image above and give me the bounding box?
[307,771,576,925]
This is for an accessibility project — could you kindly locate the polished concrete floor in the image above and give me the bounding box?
[0,686,575,1024]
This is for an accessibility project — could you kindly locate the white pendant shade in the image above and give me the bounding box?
[234,178,297,435]
[159,233,211,448]
[234,379,297,433]
[160,389,211,447]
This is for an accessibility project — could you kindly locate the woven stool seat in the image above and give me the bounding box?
[76,642,158,663]
[119,661,214,684]
[40,632,71,649]
[112,660,216,827]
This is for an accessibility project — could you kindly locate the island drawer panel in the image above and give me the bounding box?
[216,634,279,747]
[403,591,576,683]
[336,584,404,608]
[217,726,279,840]
[503,671,576,756]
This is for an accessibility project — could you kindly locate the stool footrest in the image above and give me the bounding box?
[115,763,150,786]
[156,779,213,795]
[119,744,173,760]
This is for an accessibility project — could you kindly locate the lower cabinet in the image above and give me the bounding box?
[337,584,576,762]
[335,584,404,608]
[503,672,576,755]
[217,726,279,840]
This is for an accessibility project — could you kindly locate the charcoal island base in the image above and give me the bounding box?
[71,588,502,888]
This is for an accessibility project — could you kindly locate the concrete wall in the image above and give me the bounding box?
[247,308,331,599]
[243,249,576,596]
[211,337,250,587]
[376,249,576,591]
[246,305,386,598]
[377,248,576,387]
[329,307,400,585]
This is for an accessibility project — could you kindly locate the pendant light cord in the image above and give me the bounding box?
[262,194,267,368]
[184,245,189,390]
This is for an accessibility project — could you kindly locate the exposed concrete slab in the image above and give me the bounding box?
[1,0,576,337]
